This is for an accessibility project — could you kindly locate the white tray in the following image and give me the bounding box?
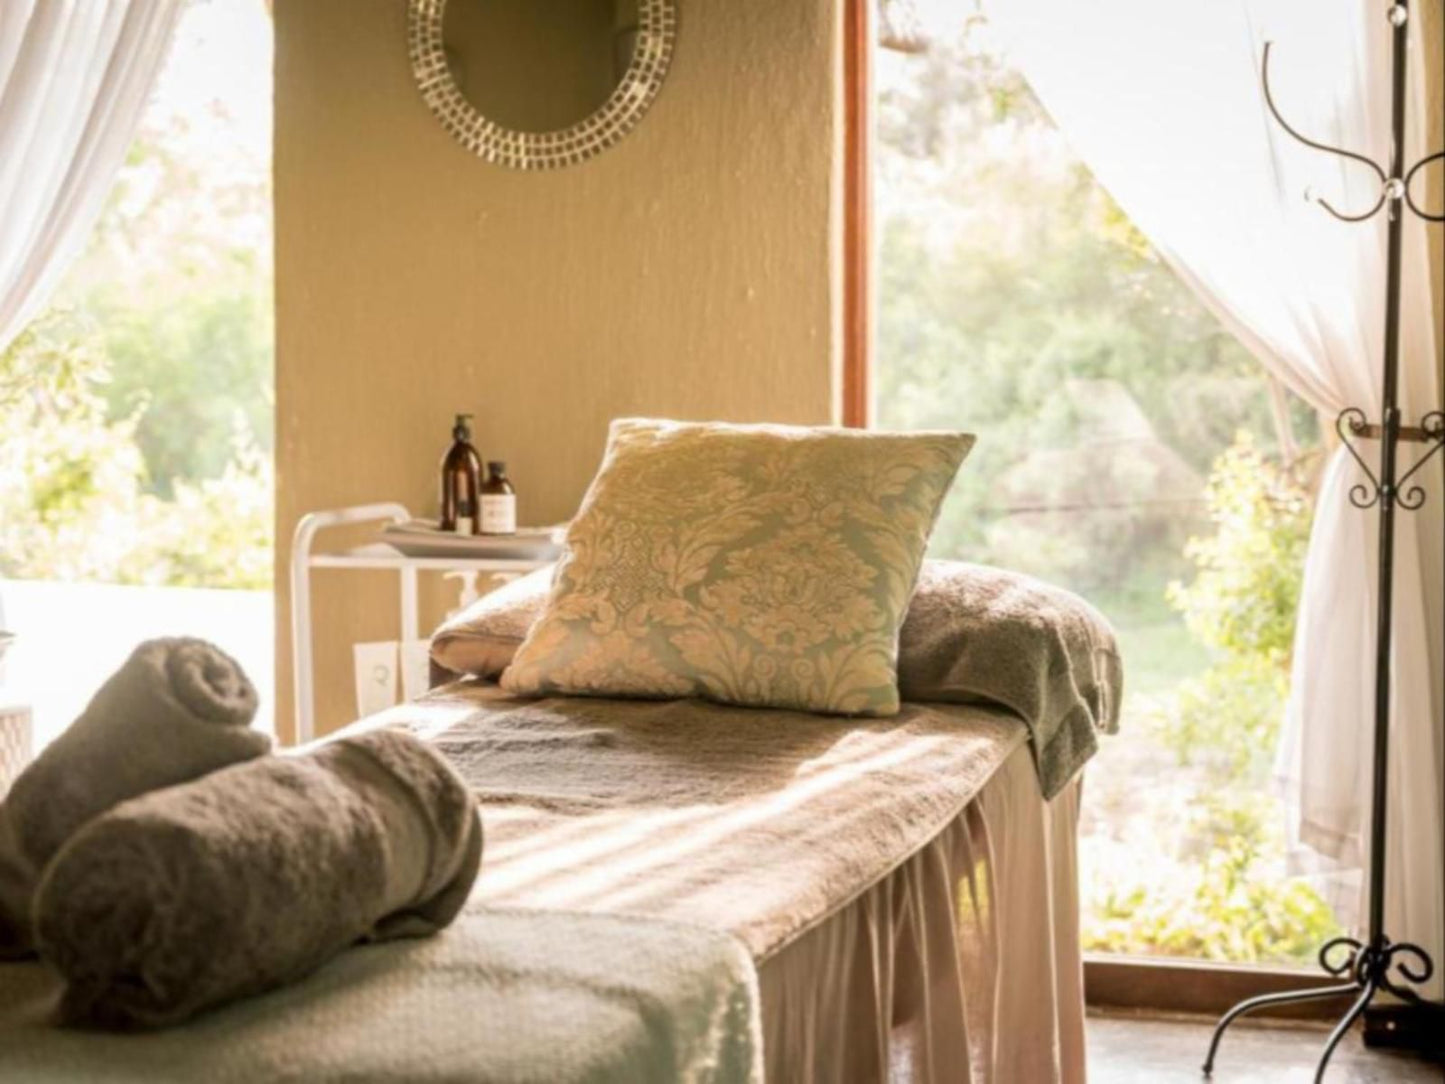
[379,520,564,561]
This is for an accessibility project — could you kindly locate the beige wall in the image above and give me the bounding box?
[274,0,842,740]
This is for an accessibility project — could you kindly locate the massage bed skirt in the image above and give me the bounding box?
[756,745,1084,1084]
[410,682,1086,1084]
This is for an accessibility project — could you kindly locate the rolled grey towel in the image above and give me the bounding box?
[34,727,484,1029]
[0,638,269,959]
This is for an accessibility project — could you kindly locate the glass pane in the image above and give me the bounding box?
[873,4,1343,964]
[0,0,275,748]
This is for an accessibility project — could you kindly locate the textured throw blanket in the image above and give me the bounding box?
[351,682,1028,960]
[0,639,269,958]
[899,561,1122,798]
[33,729,482,1029]
[0,906,761,1084]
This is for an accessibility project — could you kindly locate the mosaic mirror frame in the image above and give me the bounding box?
[407,0,678,170]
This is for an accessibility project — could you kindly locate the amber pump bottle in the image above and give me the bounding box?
[439,414,483,535]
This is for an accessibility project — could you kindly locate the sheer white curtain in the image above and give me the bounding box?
[990,0,1443,995]
[0,0,182,353]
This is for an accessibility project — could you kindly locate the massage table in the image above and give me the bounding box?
[0,680,1085,1083]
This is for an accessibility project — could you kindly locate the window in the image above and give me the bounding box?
[0,1,275,746]
[854,0,1341,974]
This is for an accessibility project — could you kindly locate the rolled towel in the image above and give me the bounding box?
[34,727,484,1029]
[0,638,269,958]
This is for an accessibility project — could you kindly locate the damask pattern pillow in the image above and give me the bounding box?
[500,418,973,716]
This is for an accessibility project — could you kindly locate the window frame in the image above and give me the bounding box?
[841,0,872,428]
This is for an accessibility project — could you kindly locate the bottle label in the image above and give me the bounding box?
[480,494,516,535]
[452,498,474,535]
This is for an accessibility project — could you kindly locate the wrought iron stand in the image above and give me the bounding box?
[1201,3,1444,1081]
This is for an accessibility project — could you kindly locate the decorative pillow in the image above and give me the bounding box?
[499,418,973,716]
[430,565,556,680]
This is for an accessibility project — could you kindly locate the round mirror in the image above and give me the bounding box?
[408,0,678,170]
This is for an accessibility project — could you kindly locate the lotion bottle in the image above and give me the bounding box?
[480,461,517,535]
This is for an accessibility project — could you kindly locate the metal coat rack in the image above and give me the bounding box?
[1202,3,1444,1080]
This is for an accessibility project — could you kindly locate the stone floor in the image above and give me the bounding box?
[1087,1010,1444,1083]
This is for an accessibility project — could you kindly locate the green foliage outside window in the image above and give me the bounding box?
[1169,435,1311,670]
[2,2,273,592]
[1100,435,1342,961]
[1088,789,1338,961]
[0,314,271,589]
